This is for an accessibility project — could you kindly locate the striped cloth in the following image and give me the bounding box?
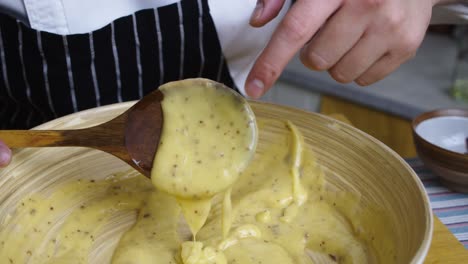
[406,158,468,249]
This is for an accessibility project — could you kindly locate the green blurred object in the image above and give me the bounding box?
[451,26,468,103]
[452,80,468,102]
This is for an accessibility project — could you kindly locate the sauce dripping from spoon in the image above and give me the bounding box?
[152,79,257,236]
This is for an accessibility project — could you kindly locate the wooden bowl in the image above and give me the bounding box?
[412,109,468,193]
[0,101,432,263]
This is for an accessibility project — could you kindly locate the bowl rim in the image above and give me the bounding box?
[32,100,434,264]
[412,108,468,163]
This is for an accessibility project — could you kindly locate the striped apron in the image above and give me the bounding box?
[0,0,236,129]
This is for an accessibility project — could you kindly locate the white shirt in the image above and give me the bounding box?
[0,0,291,96]
[3,0,468,31]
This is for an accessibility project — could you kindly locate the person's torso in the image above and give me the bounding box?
[0,0,290,129]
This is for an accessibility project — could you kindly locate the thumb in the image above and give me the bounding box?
[250,0,287,27]
[0,140,11,167]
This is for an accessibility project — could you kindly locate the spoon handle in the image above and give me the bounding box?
[0,113,143,173]
[0,126,125,148]
[0,130,73,148]
[0,111,128,150]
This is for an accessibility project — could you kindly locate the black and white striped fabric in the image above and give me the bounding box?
[0,0,236,129]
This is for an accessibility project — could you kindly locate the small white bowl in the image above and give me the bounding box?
[413,109,468,193]
[415,116,468,155]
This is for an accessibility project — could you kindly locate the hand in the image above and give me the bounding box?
[0,140,11,167]
[246,0,439,98]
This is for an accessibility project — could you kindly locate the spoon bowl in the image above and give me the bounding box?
[124,89,164,175]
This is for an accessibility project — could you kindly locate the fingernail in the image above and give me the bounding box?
[356,79,368,86]
[250,0,264,23]
[0,150,11,167]
[247,79,265,99]
[333,71,347,83]
[309,53,328,70]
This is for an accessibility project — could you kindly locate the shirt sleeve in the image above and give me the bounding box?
[208,0,292,96]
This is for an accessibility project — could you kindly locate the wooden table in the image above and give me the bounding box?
[426,215,468,263]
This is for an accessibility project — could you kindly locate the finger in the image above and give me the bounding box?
[354,22,424,86]
[355,51,413,86]
[250,0,287,27]
[0,140,11,167]
[246,0,341,98]
[328,32,388,83]
[300,3,369,71]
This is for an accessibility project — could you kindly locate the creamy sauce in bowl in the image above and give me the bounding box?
[0,79,388,263]
[0,121,374,263]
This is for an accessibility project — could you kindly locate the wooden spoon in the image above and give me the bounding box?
[0,89,164,178]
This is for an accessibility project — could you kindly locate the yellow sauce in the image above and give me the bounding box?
[0,79,397,263]
[151,79,257,238]
[151,80,257,200]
